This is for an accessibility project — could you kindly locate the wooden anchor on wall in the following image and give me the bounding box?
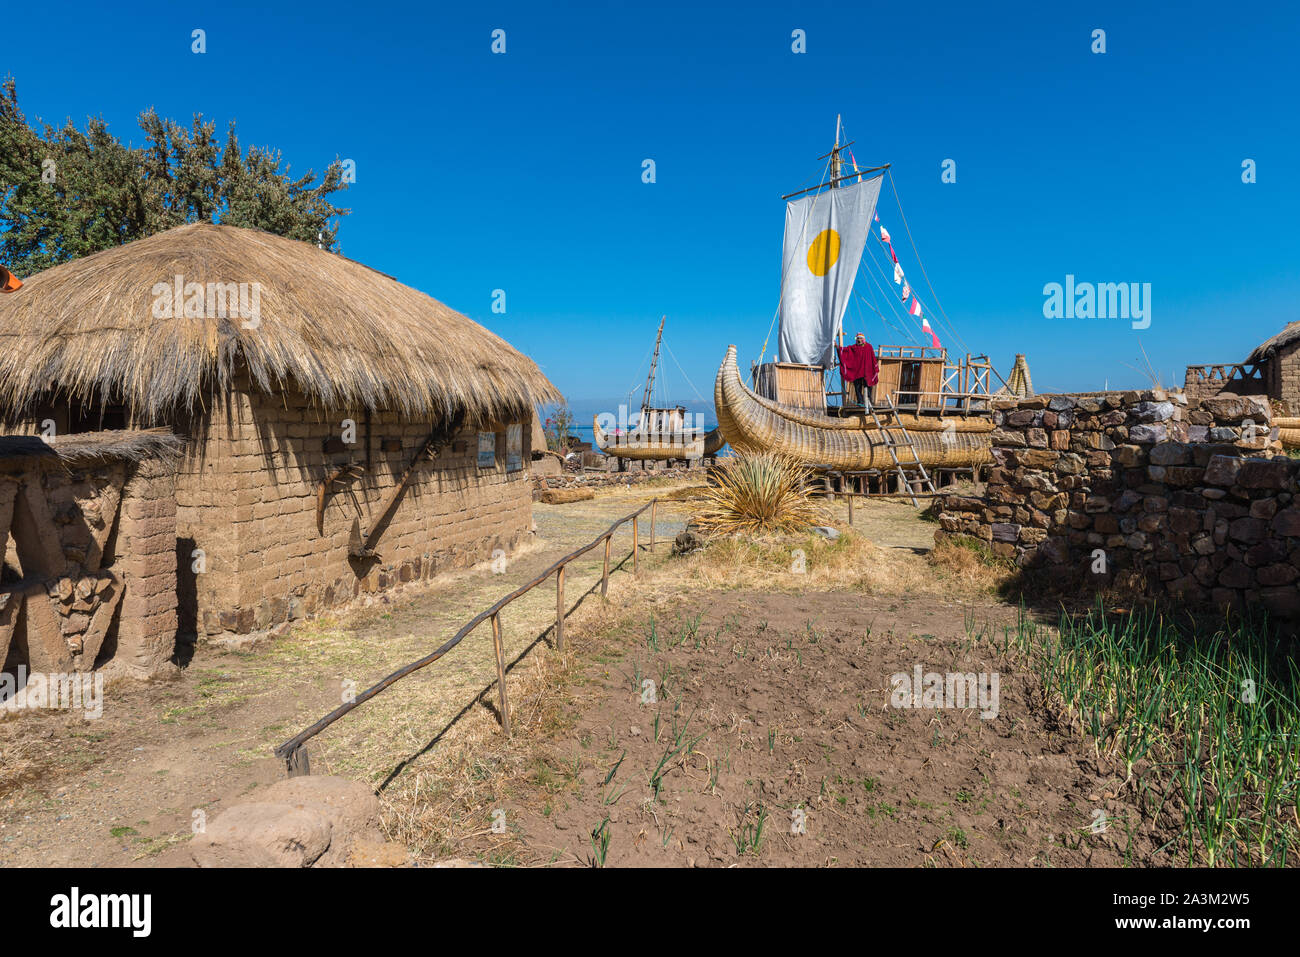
[316,464,367,536]
[339,414,465,560]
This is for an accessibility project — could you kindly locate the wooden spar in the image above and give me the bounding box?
[781,166,888,201]
[642,316,666,415]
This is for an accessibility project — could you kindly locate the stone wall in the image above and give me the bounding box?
[177,379,535,639]
[935,390,1300,618]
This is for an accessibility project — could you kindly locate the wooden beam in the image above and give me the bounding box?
[23,587,73,674]
[0,591,20,676]
[12,477,67,580]
[84,465,125,573]
[0,479,16,573]
[78,572,124,671]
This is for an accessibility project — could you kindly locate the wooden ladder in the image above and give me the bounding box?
[866,396,938,507]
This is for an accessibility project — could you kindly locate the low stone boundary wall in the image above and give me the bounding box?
[935,390,1300,618]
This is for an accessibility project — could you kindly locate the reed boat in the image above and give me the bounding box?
[715,346,992,470]
[1276,417,1300,450]
[593,316,725,462]
[712,117,1000,478]
[592,415,725,460]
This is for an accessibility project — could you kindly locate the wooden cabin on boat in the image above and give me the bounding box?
[752,346,994,416]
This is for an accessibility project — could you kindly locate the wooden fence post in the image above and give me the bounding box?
[602,536,611,597]
[286,746,310,777]
[490,612,511,735]
[632,516,640,576]
[555,565,565,651]
[649,501,656,550]
[848,492,854,526]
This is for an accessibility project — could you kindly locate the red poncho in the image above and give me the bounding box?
[838,343,879,386]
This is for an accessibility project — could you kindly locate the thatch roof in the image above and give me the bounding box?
[0,428,184,471]
[0,223,559,423]
[1246,321,1300,365]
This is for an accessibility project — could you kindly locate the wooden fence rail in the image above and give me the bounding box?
[272,498,660,775]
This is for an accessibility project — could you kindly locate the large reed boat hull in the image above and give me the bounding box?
[592,416,725,460]
[1275,417,1300,450]
[714,345,992,470]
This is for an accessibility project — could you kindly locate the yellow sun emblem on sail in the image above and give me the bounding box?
[806,228,841,277]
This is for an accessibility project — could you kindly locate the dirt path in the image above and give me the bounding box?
[0,479,696,867]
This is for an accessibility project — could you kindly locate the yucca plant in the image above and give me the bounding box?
[693,451,826,535]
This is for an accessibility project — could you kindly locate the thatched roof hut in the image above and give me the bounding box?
[1246,321,1300,366]
[0,224,560,640]
[0,222,559,424]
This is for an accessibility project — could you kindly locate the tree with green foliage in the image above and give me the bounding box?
[0,76,350,275]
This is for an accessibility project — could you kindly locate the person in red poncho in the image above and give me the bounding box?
[837,333,879,407]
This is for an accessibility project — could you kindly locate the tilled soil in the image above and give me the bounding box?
[495,591,1157,867]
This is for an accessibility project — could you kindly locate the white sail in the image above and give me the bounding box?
[777,175,881,368]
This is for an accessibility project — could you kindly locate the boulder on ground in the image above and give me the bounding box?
[175,775,406,868]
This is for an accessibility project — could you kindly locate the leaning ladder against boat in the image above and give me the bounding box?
[866,395,938,506]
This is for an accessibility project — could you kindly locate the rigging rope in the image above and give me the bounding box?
[664,341,708,404]
[885,166,970,358]
[861,235,922,344]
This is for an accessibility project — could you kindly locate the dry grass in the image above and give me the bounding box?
[663,485,709,501]
[377,587,648,865]
[0,222,560,423]
[926,535,1018,594]
[693,452,826,535]
[660,525,1009,599]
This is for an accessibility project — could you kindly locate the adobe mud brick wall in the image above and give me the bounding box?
[175,377,534,639]
[1269,342,1300,414]
[1182,366,1267,407]
[111,459,180,677]
[935,390,1300,619]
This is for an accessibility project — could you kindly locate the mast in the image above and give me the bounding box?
[831,116,845,359]
[831,114,843,189]
[642,315,666,414]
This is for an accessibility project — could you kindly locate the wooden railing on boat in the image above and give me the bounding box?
[272,499,660,775]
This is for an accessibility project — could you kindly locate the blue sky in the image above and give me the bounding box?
[4,0,1297,404]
